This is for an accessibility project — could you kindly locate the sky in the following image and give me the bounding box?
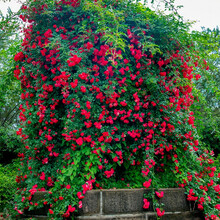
[174,0,220,30]
[0,0,220,31]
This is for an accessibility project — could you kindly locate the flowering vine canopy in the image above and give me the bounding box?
[14,0,220,219]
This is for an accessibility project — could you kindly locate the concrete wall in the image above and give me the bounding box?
[23,188,204,220]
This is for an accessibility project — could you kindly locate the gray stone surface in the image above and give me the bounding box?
[76,211,204,220]
[102,217,145,220]
[158,188,190,212]
[147,211,204,220]
[102,189,152,214]
[21,216,49,220]
[80,190,100,215]
[76,213,145,220]
[20,189,204,220]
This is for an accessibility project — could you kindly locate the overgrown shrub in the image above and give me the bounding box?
[13,0,220,219]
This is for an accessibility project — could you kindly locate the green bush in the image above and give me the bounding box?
[0,160,19,212]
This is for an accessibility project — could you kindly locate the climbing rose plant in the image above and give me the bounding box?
[14,0,220,219]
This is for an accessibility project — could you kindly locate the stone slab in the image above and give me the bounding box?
[102,217,145,220]
[19,188,204,220]
[102,188,191,214]
[102,189,152,214]
[158,188,190,212]
[22,216,49,220]
[147,211,204,220]
[80,190,100,215]
[76,211,204,220]
[76,213,145,220]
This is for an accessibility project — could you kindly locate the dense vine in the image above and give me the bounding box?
[14,0,220,219]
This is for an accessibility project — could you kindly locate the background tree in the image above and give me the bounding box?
[0,3,22,213]
[191,27,220,157]
[0,5,21,163]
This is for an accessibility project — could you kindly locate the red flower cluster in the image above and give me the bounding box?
[67,55,82,67]
[14,52,24,62]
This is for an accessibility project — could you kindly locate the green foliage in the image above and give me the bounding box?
[0,160,19,212]
[0,7,20,49]
[0,9,22,162]
[190,27,220,155]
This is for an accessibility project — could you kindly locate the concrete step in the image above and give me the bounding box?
[76,211,203,220]
[21,216,48,220]
[19,211,204,220]
[19,189,206,220]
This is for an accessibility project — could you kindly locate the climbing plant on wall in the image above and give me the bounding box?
[14,0,220,219]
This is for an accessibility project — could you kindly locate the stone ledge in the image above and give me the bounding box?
[102,189,151,214]
[76,211,203,220]
[79,190,100,215]
[76,213,145,220]
[158,188,190,212]
[22,188,204,219]
[83,188,190,215]
[21,216,48,220]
